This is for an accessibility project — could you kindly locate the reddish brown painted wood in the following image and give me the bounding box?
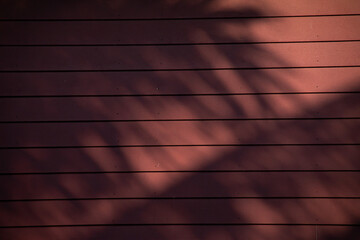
[0,225,320,240]
[0,0,359,19]
[1,146,359,173]
[1,94,359,121]
[2,225,358,240]
[1,172,359,200]
[1,120,359,147]
[1,42,359,71]
[1,199,359,226]
[317,226,360,240]
[0,68,359,96]
[1,1,360,239]
[0,226,360,240]
[1,16,359,45]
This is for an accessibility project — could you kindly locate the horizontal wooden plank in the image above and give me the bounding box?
[1,225,358,240]
[1,16,360,45]
[1,146,359,173]
[1,172,359,200]
[1,42,360,71]
[0,226,319,240]
[317,226,360,240]
[1,93,359,121]
[1,120,359,148]
[0,0,359,19]
[1,199,359,226]
[0,68,359,96]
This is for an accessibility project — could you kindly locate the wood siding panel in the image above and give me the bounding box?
[1,94,360,121]
[1,0,359,239]
[1,42,360,71]
[1,146,359,173]
[1,225,359,240]
[1,68,359,96]
[1,199,359,226]
[0,0,359,19]
[1,16,360,45]
[0,226,324,240]
[1,120,359,148]
[1,172,359,200]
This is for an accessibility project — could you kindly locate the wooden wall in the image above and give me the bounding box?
[0,0,360,239]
